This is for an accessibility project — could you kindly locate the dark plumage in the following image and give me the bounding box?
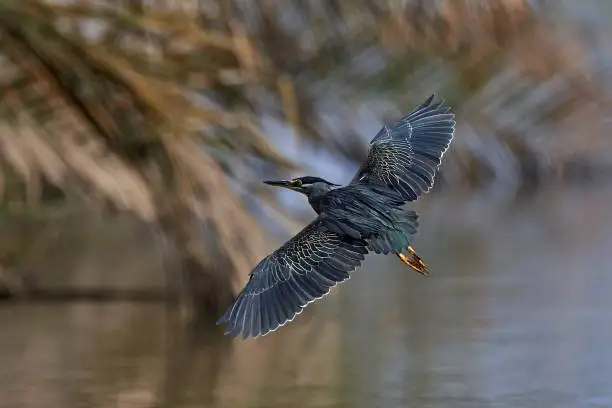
[218,95,455,339]
[351,94,455,200]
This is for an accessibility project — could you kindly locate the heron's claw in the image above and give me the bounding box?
[397,246,428,276]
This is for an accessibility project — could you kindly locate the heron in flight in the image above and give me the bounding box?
[218,95,455,339]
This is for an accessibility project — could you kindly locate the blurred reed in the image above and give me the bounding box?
[0,0,610,315]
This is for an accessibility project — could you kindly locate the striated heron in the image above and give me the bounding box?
[218,95,455,339]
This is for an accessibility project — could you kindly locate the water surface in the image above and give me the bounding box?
[1,186,612,408]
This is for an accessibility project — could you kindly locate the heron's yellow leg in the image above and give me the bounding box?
[396,246,429,276]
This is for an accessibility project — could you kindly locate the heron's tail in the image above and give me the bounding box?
[368,209,418,254]
[368,209,427,275]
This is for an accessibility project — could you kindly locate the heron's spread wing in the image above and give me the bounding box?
[351,95,455,201]
[217,216,368,339]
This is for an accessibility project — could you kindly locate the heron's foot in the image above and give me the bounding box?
[396,246,428,276]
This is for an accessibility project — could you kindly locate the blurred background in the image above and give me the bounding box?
[1,0,612,407]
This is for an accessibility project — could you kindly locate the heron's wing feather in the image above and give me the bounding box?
[351,95,455,201]
[217,216,368,339]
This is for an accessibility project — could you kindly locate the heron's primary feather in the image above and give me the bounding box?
[351,95,455,201]
[217,216,368,339]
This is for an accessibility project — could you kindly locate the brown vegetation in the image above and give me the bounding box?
[0,0,284,313]
[0,0,610,315]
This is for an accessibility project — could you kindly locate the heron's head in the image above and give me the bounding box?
[264,176,340,196]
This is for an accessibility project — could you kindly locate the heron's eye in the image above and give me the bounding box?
[291,179,302,187]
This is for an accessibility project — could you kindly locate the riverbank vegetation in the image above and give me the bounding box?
[0,0,609,317]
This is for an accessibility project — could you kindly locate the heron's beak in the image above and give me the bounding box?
[264,180,295,190]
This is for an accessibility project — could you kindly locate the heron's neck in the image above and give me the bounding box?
[306,185,334,214]
[308,194,325,214]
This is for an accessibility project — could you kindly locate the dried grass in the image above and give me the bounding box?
[0,0,609,304]
[0,0,284,298]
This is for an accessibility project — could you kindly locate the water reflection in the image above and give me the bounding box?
[1,187,612,408]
